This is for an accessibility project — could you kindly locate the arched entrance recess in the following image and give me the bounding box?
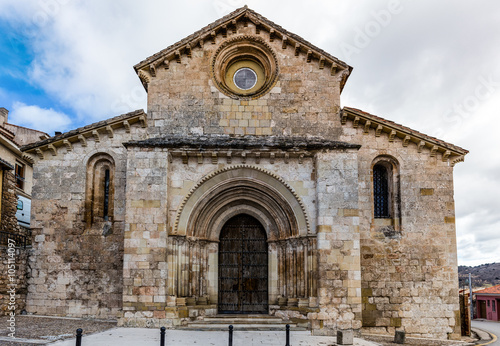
[167,166,317,308]
[218,214,268,314]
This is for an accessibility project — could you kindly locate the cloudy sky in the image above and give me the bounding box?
[0,0,499,266]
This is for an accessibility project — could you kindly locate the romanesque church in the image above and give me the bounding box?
[21,7,467,339]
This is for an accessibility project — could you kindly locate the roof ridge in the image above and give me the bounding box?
[3,122,49,136]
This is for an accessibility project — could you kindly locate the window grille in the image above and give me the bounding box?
[373,165,390,218]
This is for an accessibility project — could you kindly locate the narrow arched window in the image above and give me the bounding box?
[373,164,390,218]
[85,153,115,227]
[103,169,110,221]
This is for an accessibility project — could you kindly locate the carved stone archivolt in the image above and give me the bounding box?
[168,165,317,304]
[174,165,310,240]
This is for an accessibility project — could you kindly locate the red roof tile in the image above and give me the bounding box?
[475,284,500,295]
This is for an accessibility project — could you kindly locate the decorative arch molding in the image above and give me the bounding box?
[174,165,310,240]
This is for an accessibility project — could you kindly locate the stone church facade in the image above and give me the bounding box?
[21,7,467,339]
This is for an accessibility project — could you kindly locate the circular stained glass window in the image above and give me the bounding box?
[233,68,257,90]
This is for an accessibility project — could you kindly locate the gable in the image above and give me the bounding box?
[134,6,352,93]
[136,7,352,139]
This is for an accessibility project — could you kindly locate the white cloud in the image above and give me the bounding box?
[9,101,72,134]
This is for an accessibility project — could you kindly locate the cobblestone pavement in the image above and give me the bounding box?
[0,315,116,345]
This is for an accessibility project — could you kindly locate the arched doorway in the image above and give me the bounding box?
[218,214,268,314]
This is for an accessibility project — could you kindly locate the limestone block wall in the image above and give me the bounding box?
[146,21,343,139]
[1,171,20,235]
[313,150,362,334]
[121,146,169,327]
[0,247,29,314]
[340,120,461,339]
[120,149,319,327]
[26,123,145,318]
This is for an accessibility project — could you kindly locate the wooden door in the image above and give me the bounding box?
[479,300,487,319]
[218,214,268,314]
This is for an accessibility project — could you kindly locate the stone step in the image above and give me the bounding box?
[202,316,284,324]
[182,314,307,331]
[181,323,306,331]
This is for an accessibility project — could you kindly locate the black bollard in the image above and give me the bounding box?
[160,326,166,346]
[228,325,233,346]
[285,324,290,346]
[76,328,83,346]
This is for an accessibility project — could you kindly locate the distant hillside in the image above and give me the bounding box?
[458,262,500,288]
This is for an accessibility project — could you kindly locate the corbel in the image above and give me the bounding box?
[123,120,131,133]
[282,36,288,49]
[306,50,313,63]
[106,125,114,138]
[430,145,438,157]
[284,153,289,164]
[139,114,147,128]
[243,15,248,27]
[168,152,173,163]
[299,154,304,164]
[331,63,338,75]
[22,154,34,165]
[226,151,232,164]
[353,116,360,128]
[63,139,72,152]
[295,43,301,56]
[417,141,425,153]
[255,20,261,34]
[341,112,348,125]
[403,135,411,147]
[149,63,156,77]
[78,135,87,147]
[451,155,464,167]
[92,130,100,143]
[35,148,44,160]
[197,35,204,48]
[221,25,227,38]
[388,130,396,142]
[269,29,275,42]
[319,56,325,69]
[363,120,371,134]
[270,152,275,164]
[163,59,170,70]
[211,152,218,164]
[181,152,188,164]
[185,44,192,58]
[375,125,383,137]
[197,152,203,164]
[255,152,261,164]
[210,31,216,44]
[231,20,237,33]
[241,152,247,164]
[48,144,57,156]
[175,50,181,63]
[138,70,150,90]
[442,150,451,162]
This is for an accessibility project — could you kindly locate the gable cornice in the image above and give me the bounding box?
[342,107,468,165]
[133,6,352,92]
